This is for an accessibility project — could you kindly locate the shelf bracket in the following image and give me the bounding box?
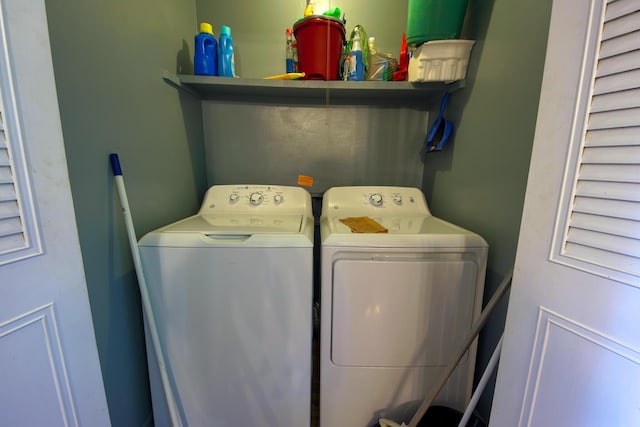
[161,70,200,98]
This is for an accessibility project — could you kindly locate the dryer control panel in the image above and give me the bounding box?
[323,186,431,215]
[198,184,312,215]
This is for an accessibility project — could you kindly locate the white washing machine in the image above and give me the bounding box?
[319,186,488,427]
[138,184,314,427]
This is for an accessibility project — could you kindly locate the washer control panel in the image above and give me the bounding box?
[199,185,311,214]
[323,186,430,215]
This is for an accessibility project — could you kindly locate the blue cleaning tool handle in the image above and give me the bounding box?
[439,92,450,115]
[108,152,182,425]
[109,153,122,176]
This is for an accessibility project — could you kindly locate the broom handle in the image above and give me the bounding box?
[406,268,513,427]
[110,154,181,427]
[458,334,504,427]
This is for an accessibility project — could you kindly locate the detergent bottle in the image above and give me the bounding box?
[194,22,217,76]
[218,25,236,77]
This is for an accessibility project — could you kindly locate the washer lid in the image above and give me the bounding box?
[159,213,305,234]
[139,213,314,248]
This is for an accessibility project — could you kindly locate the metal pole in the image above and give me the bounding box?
[458,334,504,427]
[406,269,513,427]
[110,153,181,427]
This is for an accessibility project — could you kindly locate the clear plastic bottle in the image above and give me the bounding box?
[367,37,381,80]
[347,29,365,81]
[194,22,217,76]
[218,25,236,78]
[292,35,299,72]
[286,28,295,73]
[367,37,397,81]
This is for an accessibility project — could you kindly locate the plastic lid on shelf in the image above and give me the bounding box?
[220,25,231,35]
[199,22,213,35]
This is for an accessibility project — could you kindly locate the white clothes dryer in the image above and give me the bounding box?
[319,186,488,427]
[139,185,314,427]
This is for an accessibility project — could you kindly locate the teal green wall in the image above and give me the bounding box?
[45,0,206,425]
[421,0,553,418]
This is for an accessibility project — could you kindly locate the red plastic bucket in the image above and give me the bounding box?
[293,16,345,80]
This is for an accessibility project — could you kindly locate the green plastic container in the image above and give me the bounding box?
[406,0,469,45]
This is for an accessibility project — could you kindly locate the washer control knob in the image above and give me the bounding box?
[393,194,403,205]
[274,194,284,205]
[229,193,240,203]
[369,193,383,207]
[249,192,263,206]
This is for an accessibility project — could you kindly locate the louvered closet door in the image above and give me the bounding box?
[0,73,41,264]
[490,0,640,426]
[0,0,110,424]
[559,0,640,283]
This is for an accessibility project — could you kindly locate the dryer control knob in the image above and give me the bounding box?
[393,195,403,205]
[274,194,284,205]
[249,192,263,206]
[229,193,240,203]
[369,193,383,207]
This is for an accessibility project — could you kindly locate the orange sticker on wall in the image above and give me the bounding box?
[297,175,314,187]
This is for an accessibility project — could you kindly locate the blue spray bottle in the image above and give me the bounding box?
[218,25,236,77]
[347,28,365,81]
[194,22,217,76]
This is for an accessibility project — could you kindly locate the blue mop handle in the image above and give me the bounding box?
[109,153,122,176]
[109,153,181,426]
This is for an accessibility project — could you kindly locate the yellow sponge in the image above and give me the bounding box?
[339,217,388,233]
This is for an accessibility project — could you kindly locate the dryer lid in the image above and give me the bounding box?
[322,215,488,248]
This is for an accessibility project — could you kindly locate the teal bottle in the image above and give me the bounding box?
[194,22,217,76]
[218,25,235,77]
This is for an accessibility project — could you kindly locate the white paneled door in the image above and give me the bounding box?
[490,0,640,426]
[0,0,111,426]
